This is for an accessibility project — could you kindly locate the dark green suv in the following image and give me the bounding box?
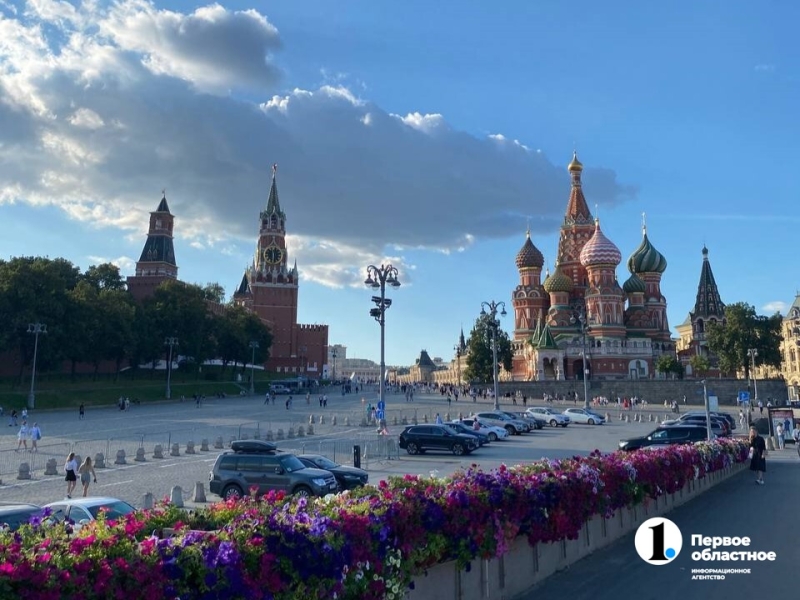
[209,440,339,499]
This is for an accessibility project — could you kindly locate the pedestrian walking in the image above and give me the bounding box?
[78,457,97,497]
[793,424,800,458]
[78,403,85,420]
[30,422,41,452]
[749,426,767,485]
[738,410,746,431]
[435,413,443,425]
[776,423,785,449]
[64,452,78,498]
[16,422,29,452]
[8,410,17,427]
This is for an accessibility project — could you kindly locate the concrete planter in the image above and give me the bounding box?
[407,463,745,600]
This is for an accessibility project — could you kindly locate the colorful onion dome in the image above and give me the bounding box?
[568,151,583,172]
[627,227,667,274]
[543,262,573,293]
[622,273,646,294]
[515,230,544,269]
[579,219,622,267]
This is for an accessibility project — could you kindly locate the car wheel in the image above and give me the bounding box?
[406,442,419,455]
[222,484,243,500]
[294,485,312,498]
[488,432,498,442]
[452,444,465,456]
[505,425,515,435]
[588,418,596,425]
[549,419,558,427]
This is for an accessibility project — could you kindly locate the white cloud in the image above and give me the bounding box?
[0,0,637,289]
[763,301,788,315]
[87,254,137,275]
[754,64,776,72]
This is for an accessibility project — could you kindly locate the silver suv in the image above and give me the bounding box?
[209,440,338,500]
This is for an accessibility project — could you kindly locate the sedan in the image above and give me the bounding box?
[447,421,491,446]
[452,419,509,442]
[297,454,368,490]
[563,408,605,425]
[44,497,136,532]
[526,407,571,427]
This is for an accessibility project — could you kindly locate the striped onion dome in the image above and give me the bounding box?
[627,228,667,274]
[515,231,544,269]
[543,262,573,293]
[580,219,622,267]
[622,273,646,294]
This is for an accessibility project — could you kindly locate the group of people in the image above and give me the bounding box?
[64,452,97,498]
[15,420,42,452]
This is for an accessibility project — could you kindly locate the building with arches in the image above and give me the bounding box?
[510,153,675,381]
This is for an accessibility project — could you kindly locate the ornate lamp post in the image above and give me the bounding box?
[331,348,337,382]
[453,344,462,386]
[480,301,506,410]
[26,323,47,410]
[365,265,401,412]
[747,348,759,407]
[249,341,259,395]
[570,304,591,410]
[164,337,179,399]
[700,379,712,441]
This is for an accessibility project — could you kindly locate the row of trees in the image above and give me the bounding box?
[0,257,272,382]
[461,301,783,384]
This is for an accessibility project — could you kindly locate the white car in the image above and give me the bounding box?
[454,418,510,441]
[473,412,527,435]
[526,407,570,427]
[563,408,605,425]
[44,497,136,532]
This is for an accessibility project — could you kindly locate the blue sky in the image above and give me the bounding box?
[0,1,798,366]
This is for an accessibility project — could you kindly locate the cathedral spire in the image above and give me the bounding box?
[565,152,593,224]
[692,245,725,319]
[266,163,284,216]
[458,326,466,352]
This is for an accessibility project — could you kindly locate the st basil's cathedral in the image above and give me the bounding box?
[510,153,676,381]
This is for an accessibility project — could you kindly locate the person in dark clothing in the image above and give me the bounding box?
[749,426,767,485]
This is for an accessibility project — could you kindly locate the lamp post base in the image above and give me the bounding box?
[27,393,35,410]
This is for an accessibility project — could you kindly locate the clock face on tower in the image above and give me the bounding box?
[263,246,283,264]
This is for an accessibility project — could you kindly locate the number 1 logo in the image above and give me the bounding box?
[634,517,683,565]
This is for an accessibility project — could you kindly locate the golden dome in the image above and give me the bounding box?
[568,151,583,172]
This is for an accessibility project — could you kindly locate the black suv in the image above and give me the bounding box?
[619,425,712,452]
[209,440,338,500]
[398,425,478,456]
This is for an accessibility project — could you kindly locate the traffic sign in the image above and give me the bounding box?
[376,409,385,420]
[377,401,386,410]
[738,391,750,402]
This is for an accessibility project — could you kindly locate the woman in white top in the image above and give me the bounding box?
[64,452,78,498]
[16,422,29,452]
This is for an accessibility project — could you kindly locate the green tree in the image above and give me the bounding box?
[655,353,683,378]
[202,282,226,304]
[689,354,710,378]
[83,263,126,291]
[706,302,782,378]
[464,313,512,383]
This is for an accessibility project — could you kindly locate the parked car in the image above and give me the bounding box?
[661,416,727,437]
[682,411,736,431]
[473,411,528,435]
[446,421,491,446]
[526,407,571,427]
[456,418,510,442]
[0,503,43,532]
[209,440,338,500]
[563,408,605,425]
[269,385,291,394]
[501,411,543,430]
[297,454,369,490]
[619,425,713,452]
[398,425,478,456]
[44,497,135,532]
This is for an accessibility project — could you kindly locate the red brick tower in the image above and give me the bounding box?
[556,153,595,304]
[127,193,178,301]
[511,228,547,375]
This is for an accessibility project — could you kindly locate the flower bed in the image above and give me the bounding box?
[0,439,747,600]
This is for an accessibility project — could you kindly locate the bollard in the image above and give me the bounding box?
[17,463,31,480]
[344,416,350,426]
[402,416,408,425]
[618,412,624,421]
[605,412,611,422]
[44,458,58,476]
[170,486,184,508]
[392,415,398,426]
[142,492,154,510]
[412,416,418,425]
[297,425,305,437]
[332,415,337,426]
[423,414,429,423]
[94,453,106,468]
[170,443,180,457]
[214,437,224,449]
[200,439,209,452]
[153,444,164,459]
[624,415,630,423]
[134,447,146,462]
[287,427,295,439]
[319,415,325,425]
[115,449,127,465]
[186,441,196,455]
[253,431,261,440]
[309,415,315,425]
[307,424,314,436]
[192,481,207,503]
[648,413,654,422]
[276,429,285,441]
[266,430,274,441]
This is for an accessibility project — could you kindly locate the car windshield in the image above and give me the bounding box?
[312,456,339,470]
[280,455,306,472]
[87,501,135,520]
[0,508,42,531]
[441,425,459,435]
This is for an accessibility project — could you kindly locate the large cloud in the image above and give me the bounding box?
[0,0,637,287]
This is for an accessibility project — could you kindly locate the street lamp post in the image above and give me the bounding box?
[331,348,337,383]
[700,379,712,441]
[164,337,179,400]
[365,265,401,414]
[453,345,462,386]
[570,304,591,409]
[480,301,507,411]
[26,323,47,410]
[249,341,259,395]
[747,348,759,406]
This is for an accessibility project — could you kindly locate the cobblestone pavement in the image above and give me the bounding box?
[0,389,736,509]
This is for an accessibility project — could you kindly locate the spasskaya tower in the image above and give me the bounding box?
[233,165,328,377]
